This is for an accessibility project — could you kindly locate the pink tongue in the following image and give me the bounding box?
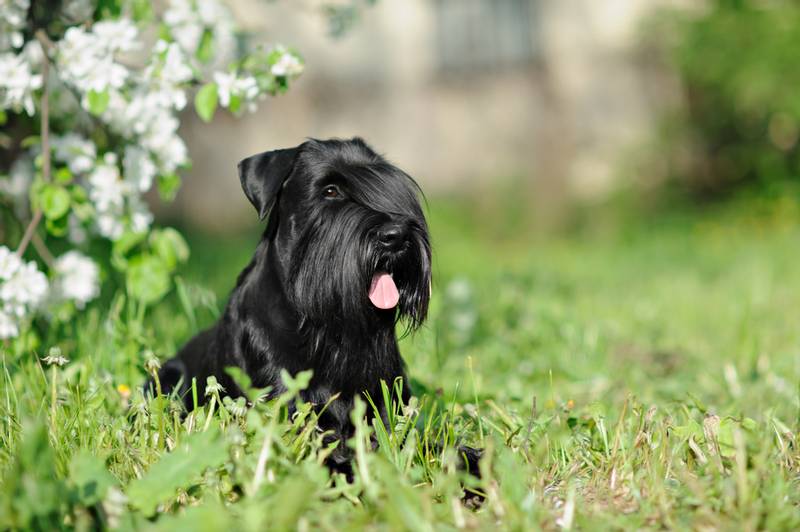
[369,272,399,309]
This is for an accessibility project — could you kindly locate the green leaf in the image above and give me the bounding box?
[113,230,147,256]
[0,419,64,529]
[224,366,253,395]
[228,93,242,114]
[69,184,87,202]
[670,419,703,441]
[175,276,197,331]
[150,227,190,270]
[154,23,170,42]
[68,451,117,505]
[262,475,318,530]
[741,417,758,431]
[131,0,152,21]
[127,427,228,516]
[194,83,218,123]
[157,172,181,201]
[87,90,110,115]
[125,254,171,305]
[45,215,69,237]
[21,135,40,148]
[280,369,313,396]
[111,230,148,271]
[196,29,214,63]
[687,393,707,413]
[717,418,737,458]
[54,167,73,185]
[71,202,94,221]
[40,184,71,220]
[95,0,123,17]
[148,502,232,532]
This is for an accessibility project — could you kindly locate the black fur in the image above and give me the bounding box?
[149,137,479,477]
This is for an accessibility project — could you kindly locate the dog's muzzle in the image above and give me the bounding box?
[377,222,408,252]
[368,221,414,310]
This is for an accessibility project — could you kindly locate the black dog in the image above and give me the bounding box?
[151,137,479,476]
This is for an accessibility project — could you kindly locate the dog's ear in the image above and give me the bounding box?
[238,147,300,220]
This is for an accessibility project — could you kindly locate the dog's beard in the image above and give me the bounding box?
[288,208,431,335]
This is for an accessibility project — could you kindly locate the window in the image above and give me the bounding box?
[435,0,538,73]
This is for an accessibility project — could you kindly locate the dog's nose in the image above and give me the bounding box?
[378,223,407,251]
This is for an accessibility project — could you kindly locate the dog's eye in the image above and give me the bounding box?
[322,185,341,199]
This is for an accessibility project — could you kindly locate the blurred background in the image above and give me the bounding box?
[167,0,703,231]
[162,1,800,400]
[167,0,800,235]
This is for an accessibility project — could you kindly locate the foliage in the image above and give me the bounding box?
[323,0,380,38]
[660,0,800,199]
[0,0,303,345]
[1,200,799,529]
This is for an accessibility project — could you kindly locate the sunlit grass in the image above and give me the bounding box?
[1,198,799,529]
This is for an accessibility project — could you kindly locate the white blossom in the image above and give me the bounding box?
[129,195,153,234]
[103,90,146,135]
[88,154,128,213]
[103,91,187,174]
[1,259,48,310]
[159,41,194,86]
[0,0,302,340]
[214,71,259,109]
[164,0,236,63]
[52,251,99,309]
[95,211,125,241]
[58,27,104,85]
[87,153,130,240]
[85,152,156,239]
[123,146,157,192]
[138,110,188,173]
[57,24,132,97]
[0,0,28,52]
[52,134,97,175]
[0,245,20,281]
[164,0,204,54]
[92,19,140,54]
[154,134,188,174]
[143,41,193,110]
[270,49,303,78]
[0,308,17,339]
[197,0,232,27]
[0,246,48,339]
[0,51,43,115]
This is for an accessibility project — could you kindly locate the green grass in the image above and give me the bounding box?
[2,199,799,530]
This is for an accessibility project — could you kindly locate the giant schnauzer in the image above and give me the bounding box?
[150,137,480,476]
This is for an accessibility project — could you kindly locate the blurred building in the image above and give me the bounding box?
[173,0,685,230]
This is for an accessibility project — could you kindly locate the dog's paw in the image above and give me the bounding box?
[457,445,483,477]
[457,445,485,507]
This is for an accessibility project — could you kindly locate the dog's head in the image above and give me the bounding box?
[238,138,431,332]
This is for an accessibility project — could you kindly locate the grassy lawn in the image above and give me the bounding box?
[1,198,799,530]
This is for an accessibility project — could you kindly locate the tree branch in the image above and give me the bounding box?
[16,32,52,258]
[32,232,55,268]
[15,210,42,258]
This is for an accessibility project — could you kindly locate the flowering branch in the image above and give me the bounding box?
[14,33,51,259]
[0,0,304,341]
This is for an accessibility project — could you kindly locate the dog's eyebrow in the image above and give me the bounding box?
[330,164,422,217]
